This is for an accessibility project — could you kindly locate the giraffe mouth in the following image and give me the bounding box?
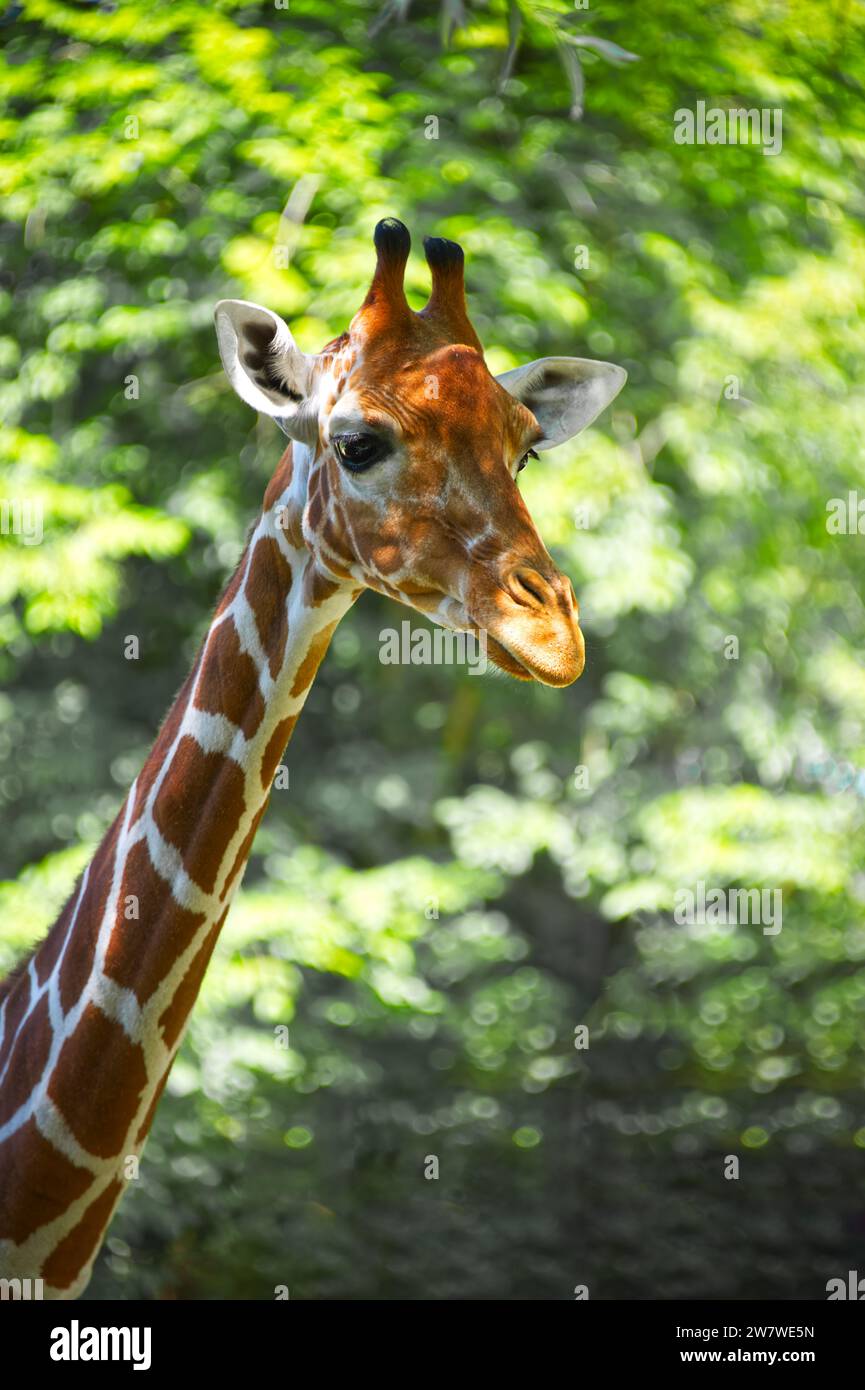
[471,619,584,686]
[486,632,584,686]
[483,633,536,681]
[422,597,584,686]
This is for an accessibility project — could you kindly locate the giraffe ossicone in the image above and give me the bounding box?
[0,219,626,1298]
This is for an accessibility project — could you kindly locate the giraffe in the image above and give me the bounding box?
[0,219,625,1298]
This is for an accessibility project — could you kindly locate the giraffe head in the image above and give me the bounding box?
[215,219,626,685]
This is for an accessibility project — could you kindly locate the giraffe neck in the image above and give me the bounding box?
[0,445,356,1297]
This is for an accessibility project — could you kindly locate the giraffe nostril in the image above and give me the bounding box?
[507,567,555,609]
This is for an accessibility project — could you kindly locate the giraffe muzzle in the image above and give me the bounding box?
[469,564,585,686]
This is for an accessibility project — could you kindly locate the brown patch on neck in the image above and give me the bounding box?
[290,619,339,698]
[105,840,206,1004]
[263,445,294,510]
[56,814,123,1014]
[134,1068,170,1147]
[0,995,51,1128]
[0,1118,92,1243]
[132,666,199,823]
[276,501,305,550]
[152,736,246,894]
[260,715,297,789]
[42,1177,124,1290]
[47,1003,148,1159]
[262,440,305,549]
[302,559,342,608]
[157,910,228,1052]
[220,800,269,900]
[245,536,293,679]
[194,618,267,738]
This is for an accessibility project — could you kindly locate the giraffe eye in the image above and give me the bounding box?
[333,431,386,472]
[517,448,539,474]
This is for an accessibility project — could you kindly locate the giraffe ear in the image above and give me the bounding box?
[496,356,626,450]
[215,299,319,444]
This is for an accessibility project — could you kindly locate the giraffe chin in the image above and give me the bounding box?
[484,634,536,681]
[483,632,584,687]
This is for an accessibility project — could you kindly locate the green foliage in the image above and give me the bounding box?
[1,0,864,1298]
